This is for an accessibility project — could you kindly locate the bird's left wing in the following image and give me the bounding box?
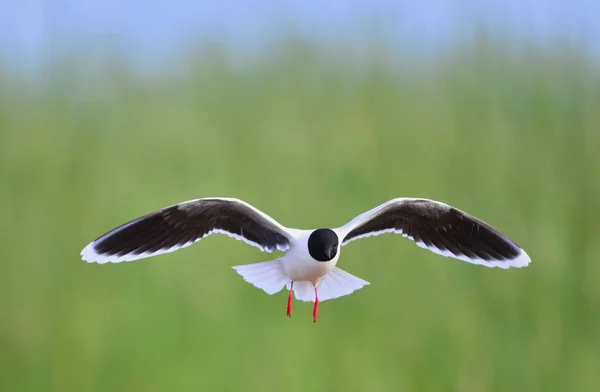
[335,198,531,269]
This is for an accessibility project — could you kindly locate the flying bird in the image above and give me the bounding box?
[80,197,531,322]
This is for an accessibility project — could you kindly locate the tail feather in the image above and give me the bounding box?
[232,260,290,295]
[290,281,316,302]
[292,267,370,303]
[320,267,369,301]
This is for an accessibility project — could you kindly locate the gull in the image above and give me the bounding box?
[80,197,531,322]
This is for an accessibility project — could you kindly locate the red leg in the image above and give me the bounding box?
[287,282,294,317]
[313,285,320,323]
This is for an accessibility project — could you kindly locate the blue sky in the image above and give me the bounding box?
[1,0,599,67]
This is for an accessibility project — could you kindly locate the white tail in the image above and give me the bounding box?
[291,267,370,302]
[232,260,291,295]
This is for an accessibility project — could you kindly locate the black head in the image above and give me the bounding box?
[308,228,339,262]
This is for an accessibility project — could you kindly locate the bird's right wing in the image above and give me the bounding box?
[81,197,295,264]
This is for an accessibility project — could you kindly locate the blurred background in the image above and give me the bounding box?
[1,1,599,391]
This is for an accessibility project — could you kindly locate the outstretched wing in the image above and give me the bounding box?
[336,198,531,269]
[81,197,294,264]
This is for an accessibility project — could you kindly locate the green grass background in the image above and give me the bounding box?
[1,37,599,391]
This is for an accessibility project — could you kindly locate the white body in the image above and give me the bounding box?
[232,228,369,303]
[281,230,339,283]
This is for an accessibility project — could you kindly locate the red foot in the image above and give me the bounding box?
[287,282,294,317]
[313,285,320,323]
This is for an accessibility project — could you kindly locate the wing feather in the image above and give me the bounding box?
[81,197,293,264]
[337,198,531,269]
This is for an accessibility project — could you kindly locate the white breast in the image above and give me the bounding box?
[281,231,340,284]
